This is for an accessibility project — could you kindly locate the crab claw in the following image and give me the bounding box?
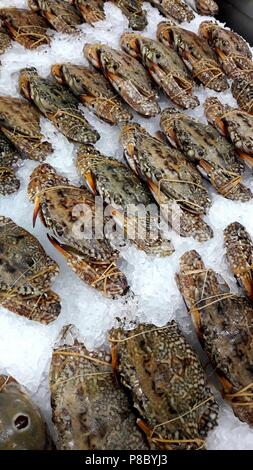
[215,47,226,61]
[83,44,101,68]
[84,170,97,195]
[214,117,226,136]
[156,22,174,48]
[51,64,65,85]
[47,234,71,259]
[120,33,141,59]
[148,62,199,109]
[19,73,32,101]
[238,152,253,168]
[33,196,41,228]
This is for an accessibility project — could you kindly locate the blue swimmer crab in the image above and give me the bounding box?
[28,163,129,298]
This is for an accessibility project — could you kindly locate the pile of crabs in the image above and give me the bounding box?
[0,0,253,451]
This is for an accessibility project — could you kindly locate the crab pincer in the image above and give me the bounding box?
[84,43,160,117]
[0,8,50,49]
[147,0,194,22]
[199,21,253,80]
[160,107,252,202]
[185,0,218,16]
[28,0,82,34]
[121,32,199,110]
[49,324,150,450]
[224,222,253,302]
[113,0,148,30]
[177,250,253,427]
[0,216,61,324]
[120,122,213,242]
[19,67,99,144]
[76,144,174,256]
[204,97,253,168]
[51,63,132,125]
[157,22,228,93]
[67,0,105,24]
[28,163,129,298]
[109,321,219,450]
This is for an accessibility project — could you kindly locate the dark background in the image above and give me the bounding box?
[217,0,253,44]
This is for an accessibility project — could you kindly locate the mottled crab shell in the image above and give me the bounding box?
[84,43,160,117]
[120,122,213,242]
[204,97,253,160]
[0,216,61,324]
[224,222,253,301]
[160,107,252,202]
[199,21,253,79]
[0,8,50,49]
[68,0,105,24]
[50,324,149,450]
[0,95,53,161]
[51,63,132,125]
[0,30,11,55]
[109,321,219,450]
[232,76,253,115]
[157,22,228,93]
[28,163,129,298]
[0,375,52,450]
[177,250,253,427]
[148,0,194,23]
[19,67,100,144]
[113,0,148,31]
[121,33,199,110]
[76,144,174,256]
[0,131,20,196]
[28,0,82,34]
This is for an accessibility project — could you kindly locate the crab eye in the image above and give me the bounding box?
[14,414,30,431]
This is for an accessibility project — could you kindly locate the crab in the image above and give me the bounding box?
[147,0,194,23]
[177,249,253,427]
[0,375,52,450]
[120,122,213,242]
[19,67,99,144]
[232,76,253,115]
[184,0,218,16]
[28,163,129,298]
[224,222,253,302]
[204,97,253,167]
[121,33,199,109]
[109,321,219,450]
[157,22,228,92]
[50,324,150,450]
[199,21,253,80]
[0,8,50,49]
[160,107,252,202]
[51,63,132,125]
[67,0,105,24]
[28,0,82,34]
[0,132,20,196]
[76,144,174,256]
[0,95,53,161]
[0,216,61,324]
[84,43,160,117]
[113,0,147,31]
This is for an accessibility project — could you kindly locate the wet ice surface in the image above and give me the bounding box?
[0,0,253,450]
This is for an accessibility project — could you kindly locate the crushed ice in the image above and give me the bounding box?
[0,0,253,449]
